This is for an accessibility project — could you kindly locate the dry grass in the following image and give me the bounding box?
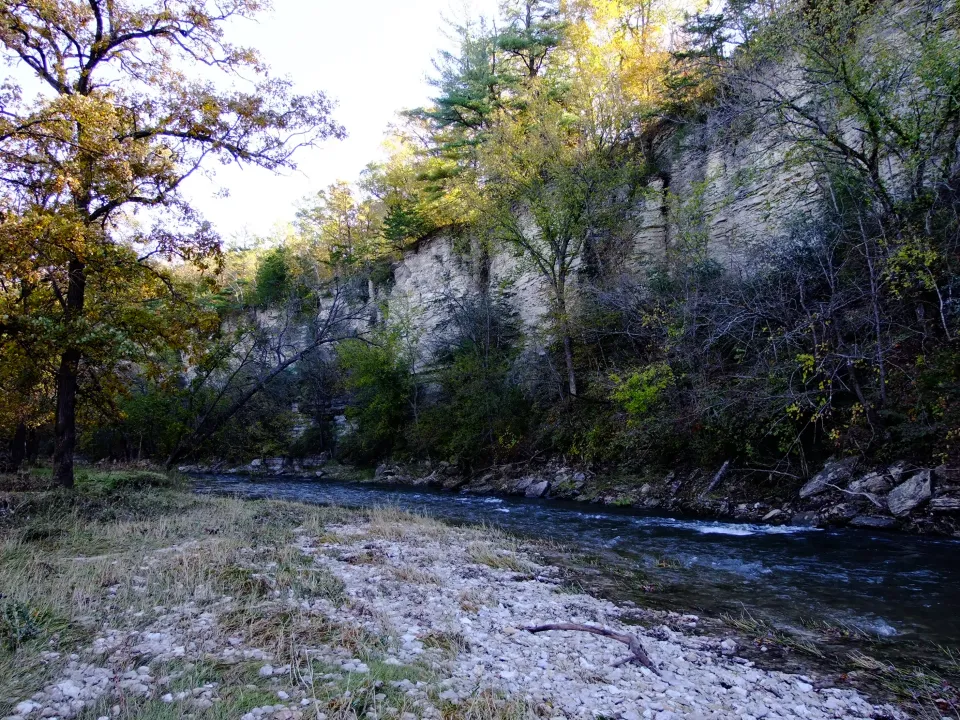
[391,565,441,585]
[0,469,550,720]
[0,471,345,714]
[467,543,533,573]
[420,629,471,656]
[437,688,534,719]
[458,588,494,614]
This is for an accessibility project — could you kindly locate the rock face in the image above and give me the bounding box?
[798,459,857,498]
[887,470,933,516]
[525,480,550,498]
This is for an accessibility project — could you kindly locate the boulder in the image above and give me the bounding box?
[799,458,857,499]
[525,480,550,498]
[817,503,859,526]
[930,497,960,513]
[441,475,468,491]
[463,483,495,495]
[848,472,891,495]
[511,476,535,494]
[762,509,783,522]
[888,461,910,483]
[790,511,819,527]
[849,515,897,529]
[887,470,933,516]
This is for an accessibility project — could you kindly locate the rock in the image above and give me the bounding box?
[848,472,891,495]
[887,461,910,483]
[719,639,737,655]
[375,464,397,479]
[930,497,960,513]
[935,464,960,484]
[301,454,328,468]
[259,664,274,677]
[525,480,550,498]
[817,502,859,526]
[887,470,933,516]
[511,476,534,494]
[790,511,819,527]
[762,509,783,522]
[15,700,41,715]
[463,483,494,495]
[55,680,81,699]
[441,475,468,491]
[849,515,897,529]
[799,458,857,498]
[250,458,262,468]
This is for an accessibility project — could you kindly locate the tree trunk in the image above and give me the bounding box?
[53,347,81,488]
[10,422,27,471]
[53,258,87,489]
[562,332,578,398]
[555,291,577,399]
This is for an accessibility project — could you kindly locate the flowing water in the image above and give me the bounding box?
[194,473,960,649]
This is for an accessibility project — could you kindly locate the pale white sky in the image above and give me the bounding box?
[183,0,499,244]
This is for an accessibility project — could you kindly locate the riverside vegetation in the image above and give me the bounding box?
[1,0,959,507]
[3,466,953,720]
[2,1,960,718]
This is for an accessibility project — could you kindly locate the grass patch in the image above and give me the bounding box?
[720,609,825,658]
[420,629,470,656]
[391,565,441,585]
[467,544,533,572]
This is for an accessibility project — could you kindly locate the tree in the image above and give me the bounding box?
[164,282,365,468]
[297,181,383,269]
[481,91,638,398]
[497,0,564,79]
[0,0,344,487]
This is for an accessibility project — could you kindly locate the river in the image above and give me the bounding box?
[193,473,960,650]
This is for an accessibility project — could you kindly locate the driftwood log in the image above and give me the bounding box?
[525,623,658,674]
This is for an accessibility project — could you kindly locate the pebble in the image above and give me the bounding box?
[1,517,907,720]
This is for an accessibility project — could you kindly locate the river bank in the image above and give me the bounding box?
[180,457,960,537]
[0,469,914,720]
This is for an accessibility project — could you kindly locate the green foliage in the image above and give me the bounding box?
[610,363,675,422]
[0,602,42,650]
[382,201,433,248]
[336,330,415,462]
[413,350,530,466]
[254,247,292,307]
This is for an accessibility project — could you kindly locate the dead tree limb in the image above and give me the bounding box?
[825,482,884,508]
[525,623,658,674]
[702,460,731,497]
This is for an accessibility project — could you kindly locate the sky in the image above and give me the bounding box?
[181,0,500,245]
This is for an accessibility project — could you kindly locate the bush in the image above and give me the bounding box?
[336,330,414,462]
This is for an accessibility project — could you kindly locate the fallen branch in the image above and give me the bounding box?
[825,483,884,509]
[702,460,731,497]
[525,623,658,674]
